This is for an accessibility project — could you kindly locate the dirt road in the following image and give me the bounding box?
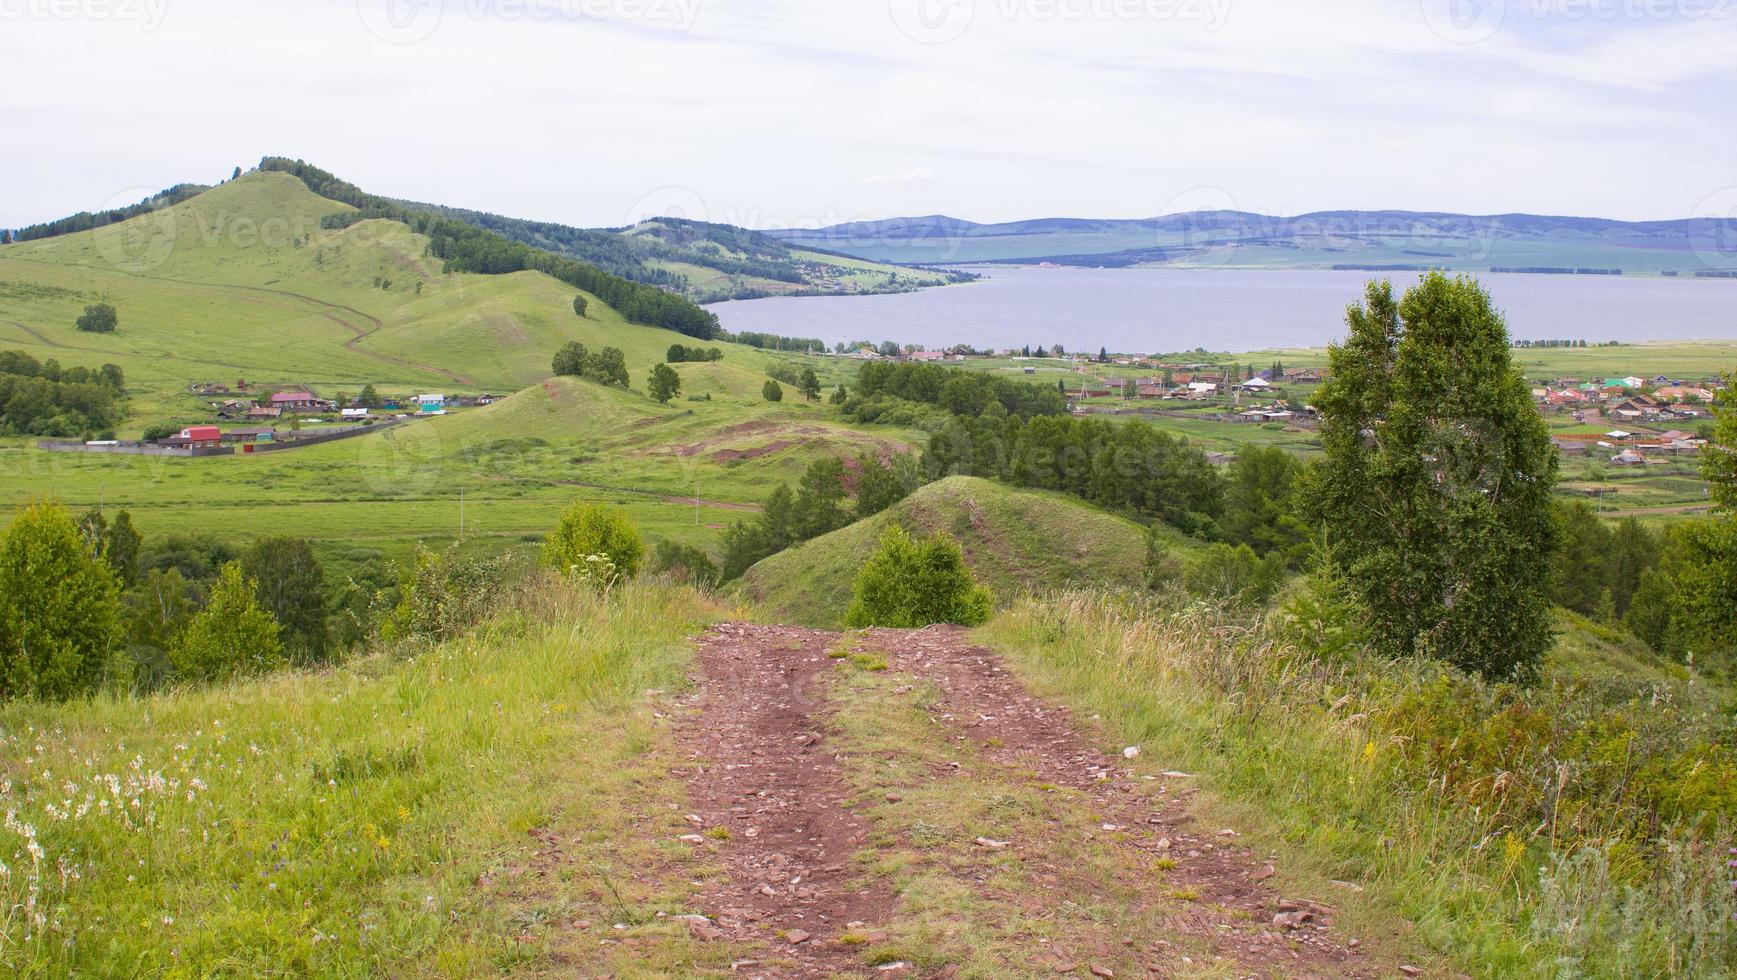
[665,623,1380,979]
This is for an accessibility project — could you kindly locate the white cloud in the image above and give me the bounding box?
[0,0,1730,228]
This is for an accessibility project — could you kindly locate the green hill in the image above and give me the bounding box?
[396,203,961,303]
[739,476,1193,627]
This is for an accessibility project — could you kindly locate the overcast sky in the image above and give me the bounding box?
[4,0,1735,230]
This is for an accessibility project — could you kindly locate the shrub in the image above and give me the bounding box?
[0,500,123,700]
[762,379,784,402]
[1183,543,1287,606]
[572,294,587,318]
[843,526,992,628]
[543,502,644,586]
[169,562,285,683]
[651,540,721,588]
[378,545,510,646]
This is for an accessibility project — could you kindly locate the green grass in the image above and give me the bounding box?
[977,592,1737,978]
[0,578,734,977]
[738,476,1190,628]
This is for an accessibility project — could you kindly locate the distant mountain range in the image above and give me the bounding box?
[764,211,1737,278]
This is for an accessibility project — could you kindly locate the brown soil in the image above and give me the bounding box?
[670,623,1384,979]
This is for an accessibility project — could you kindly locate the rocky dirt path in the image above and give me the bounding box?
[666,623,1386,979]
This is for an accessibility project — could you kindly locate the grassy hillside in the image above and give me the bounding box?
[738,476,1195,627]
[0,578,734,976]
[0,171,842,418]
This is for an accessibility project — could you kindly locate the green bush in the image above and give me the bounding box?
[75,303,117,333]
[843,526,992,628]
[651,540,721,588]
[379,545,511,646]
[0,500,123,700]
[542,502,644,587]
[1183,542,1287,606]
[169,562,285,683]
[762,379,783,402]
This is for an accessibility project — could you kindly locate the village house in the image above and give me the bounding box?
[246,405,283,420]
[418,393,447,415]
[270,391,325,411]
[158,425,223,449]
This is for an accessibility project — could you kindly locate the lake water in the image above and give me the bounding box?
[710,267,1737,353]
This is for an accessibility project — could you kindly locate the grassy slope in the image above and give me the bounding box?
[739,476,1195,628]
[0,580,734,976]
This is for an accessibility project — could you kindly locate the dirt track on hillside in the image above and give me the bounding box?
[668,623,1383,979]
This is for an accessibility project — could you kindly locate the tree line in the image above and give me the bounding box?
[257,157,721,340]
[0,349,126,437]
[0,502,338,701]
[848,360,1070,419]
[11,183,209,242]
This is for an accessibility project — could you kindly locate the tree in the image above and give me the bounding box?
[843,526,992,628]
[0,501,122,700]
[647,363,682,404]
[1222,447,1308,564]
[232,166,242,180]
[830,384,848,405]
[573,295,588,318]
[358,384,381,408]
[762,379,784,402]
[1550,501,1614,618]
[1,229,12,245]
[76,303,118,333]
[1303,274,1559,679]
[552,341,589,378]
[791,457,850,540]
[170,562,284,683]
[542,502,644,586]
[1606,516,1658,620]
[878,341,901,358]
[1705,373,1737,512]
[123,566,199,685]
[854,453,909,519]
[240,536,328,662]
[105,509,141,586]
[799,367,822,401]
[592,346,629,387]
[1099,347,1109,363]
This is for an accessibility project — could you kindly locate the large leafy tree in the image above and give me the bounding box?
[0,501,123,700]
[1304,274,1558,678]
[240,536,329,662]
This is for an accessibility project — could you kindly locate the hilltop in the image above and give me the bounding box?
[738,476,1195,627]
[766,209,1737,276]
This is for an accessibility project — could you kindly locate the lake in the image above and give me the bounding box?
[710,267,1737,353]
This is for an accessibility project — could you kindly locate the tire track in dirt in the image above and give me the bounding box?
[673,623,895,977]
[1,319,65,348]
[667,623,1387,979]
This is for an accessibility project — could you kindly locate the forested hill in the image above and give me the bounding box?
[765,209,1737,276]
[396,201,961,303]
[253,157,722,340]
